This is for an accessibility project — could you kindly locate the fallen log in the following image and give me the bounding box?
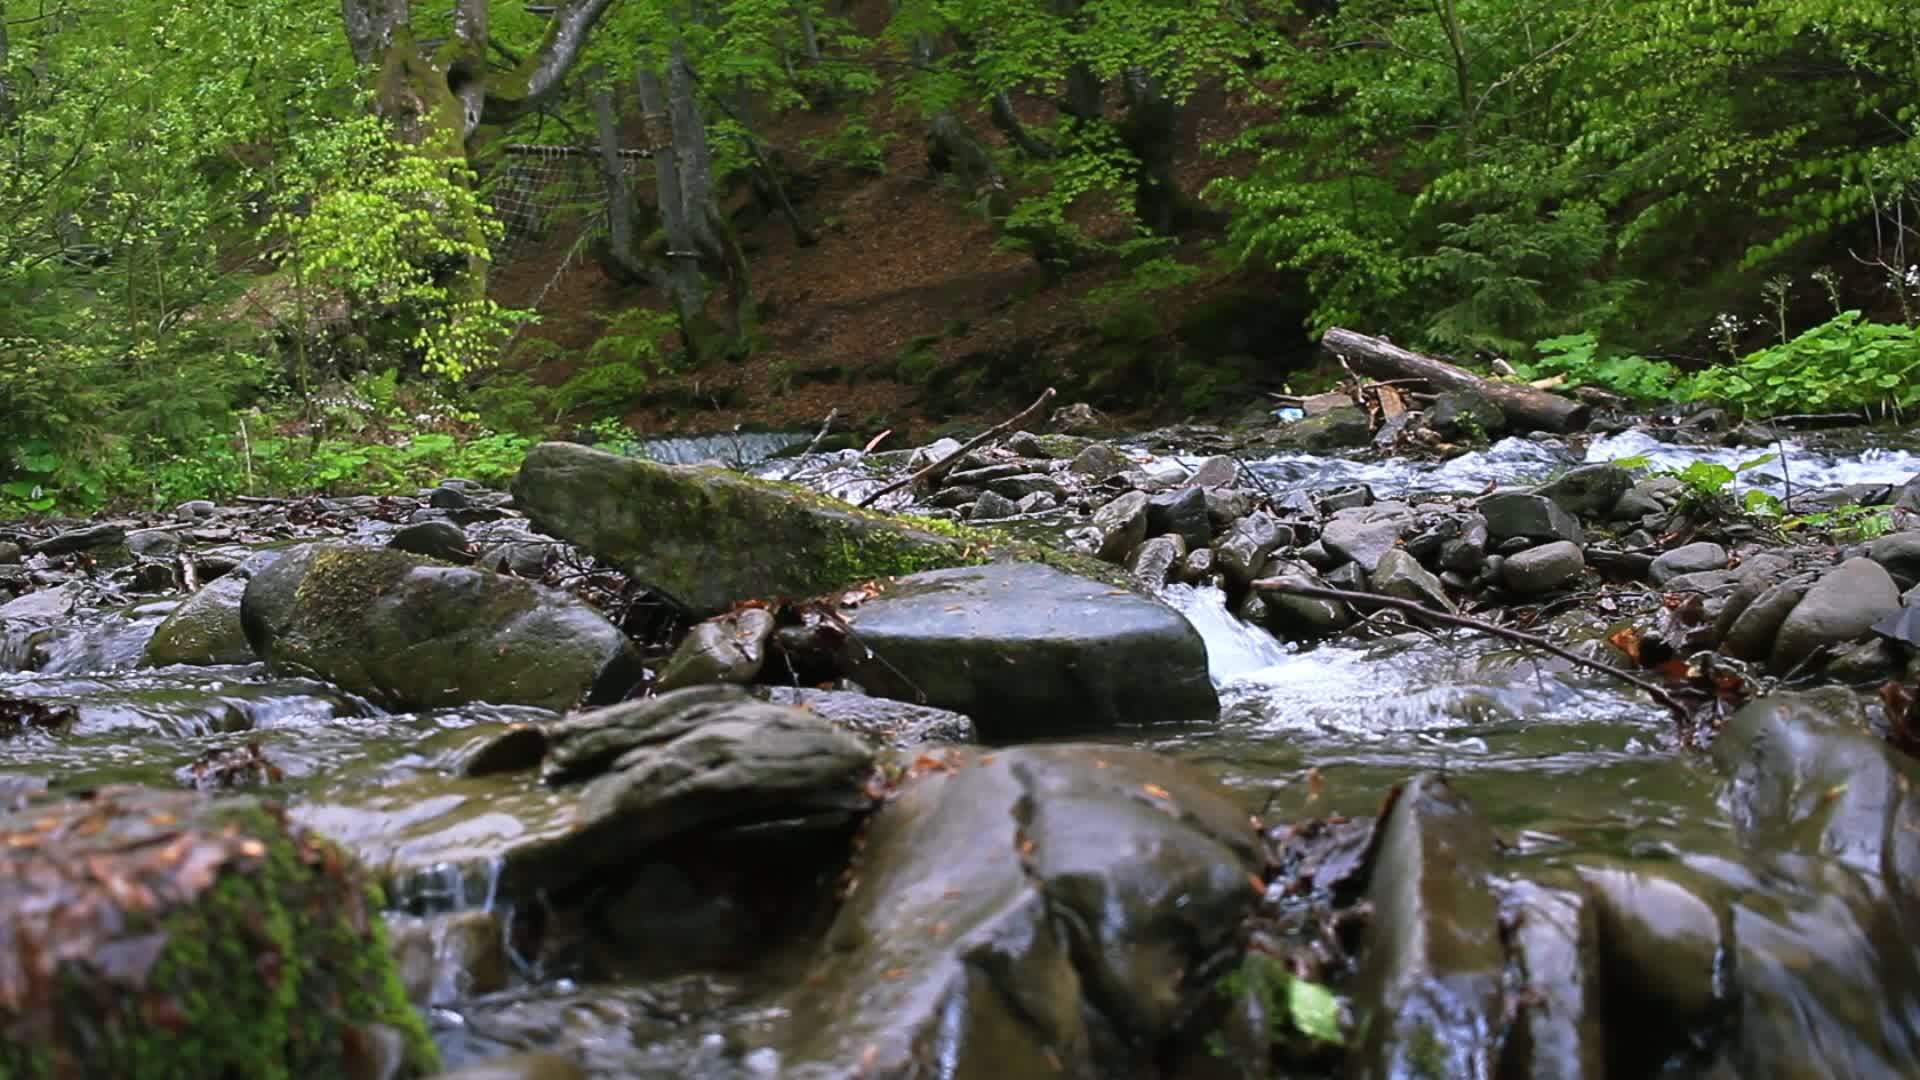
[1321,328,1591,433]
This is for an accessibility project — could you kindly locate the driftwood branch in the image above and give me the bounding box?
[1249,577,1688,718]
[1321,327,1590,433]
[858,388,1057,508]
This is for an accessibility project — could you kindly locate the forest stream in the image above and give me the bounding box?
[5,423,1920,1077]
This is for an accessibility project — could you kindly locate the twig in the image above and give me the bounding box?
[1249,577,1690,719]
[858,387,1056,507]
[781,408,838,479]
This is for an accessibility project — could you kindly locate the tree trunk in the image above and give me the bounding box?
[588,73,648,285]
[635,61,712,345]
[1321,328,1591,433]
[1116,70,1220,234]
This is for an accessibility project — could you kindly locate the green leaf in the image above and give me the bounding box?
[1287,976,1345,1046]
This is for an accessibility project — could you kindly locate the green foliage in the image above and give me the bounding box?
[1685,313,1920,415]
[1614,451,1779,518]
[1213,952,1345,1058]
[1777,504,1897,542]
[1514,334,1681,403]
[804,119,895,175]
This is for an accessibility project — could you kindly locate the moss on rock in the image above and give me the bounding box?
[512,442,1134,614]
[0,787,437,1079]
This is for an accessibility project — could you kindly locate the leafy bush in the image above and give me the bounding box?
[1685,312,1920,415]
[1513,333,1682,403]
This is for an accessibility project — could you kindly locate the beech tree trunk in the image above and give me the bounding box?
[1321,327,1592,433]
[338,0,619,298]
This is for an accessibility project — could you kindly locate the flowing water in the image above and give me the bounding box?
[2,427,1915,1068]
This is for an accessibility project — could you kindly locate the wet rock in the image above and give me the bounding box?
[1498,878,1605,1078]
[1438,514,1490,575]
[1189,455,1240,488]
[390,519,473,563]
[1425,389,1506,439]
[929,484,984,509]
[1049,402,1105,433]
[0,542,20,566]
[511,441,982,615]
[427,485,474,511]
[1575,860,1726,1036]
[1868,530,1920,587]
[1770,557,1901,672]
[1271,405,1373,451]
[1297,539,1339,571]
[758,686,976,747]
[241,542,641,711]
[969,490,1020,521]
[1536,463,1633,519]
[1321,504,1414,572]
[1014,491,1058,514]
[840,562,1217,737]
[1180,546,1217,585]
[1203,488,1253,531]
[30,523,126,556]
[1316,483,1373,513]
[1147,485,1213,549]
[655,607,777,692]
[1611,475,1685,522]
[174,499,218,520]
[1214,511,1287,590]
[125,527,181,559]
[1478,491,1584,547]
[1128,534,1187,588]
[1649,542,1729,586]
[1069,443,1132,480]
[1502,540,1586,595]
[1091,491,1150,562]
[1255,561,1354,639]
[1373,550,1455,613]
[1826,637,1898,682]
[1125,459,1192,493]
[144,571,259,667]
[778,745,1259,1079]
[984,473,1067,501]
[520,686,873,893]
[1349,774,1504,1078]
[0,786,437,1076]
[475,537,552,578]
[1324,561,1368,591]
[1722,578,1811,660]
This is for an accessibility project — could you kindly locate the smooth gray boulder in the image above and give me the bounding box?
[1770,557,1901,672]
[143,552,283,667]
[1478,491,1585,547]
[1213,511,1287,590]
[777,745,1258,1079]
[1869,531,1920,587]
[1146,485,1213,549]
[1536,463,1633,519]
[240,542,641,711]
[1372,549,1455,612]
[1502,540,1586,594]
[841,562,1217,737]
[654,607,776,691]
[1649,542,1729,586]
[1090,491,1149,562]
[1321,504,1415,573]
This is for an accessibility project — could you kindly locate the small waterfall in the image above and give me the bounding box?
[608,431,813,467]
[1159,584,1294,685]
[1586,430,1920,495]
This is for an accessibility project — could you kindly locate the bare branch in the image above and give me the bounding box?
[858,388,1057,508]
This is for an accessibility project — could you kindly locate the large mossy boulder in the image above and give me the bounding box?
[0,786,436,1079]
[841,562,1218,737]
[511,441,975,614]
[240,542,640,711]
[509,441,1126,615]
[776,745,1260,1078]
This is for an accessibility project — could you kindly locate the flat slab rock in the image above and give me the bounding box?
[841,561,1218,738]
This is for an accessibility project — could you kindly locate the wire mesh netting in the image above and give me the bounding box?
[486,144,651,266]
